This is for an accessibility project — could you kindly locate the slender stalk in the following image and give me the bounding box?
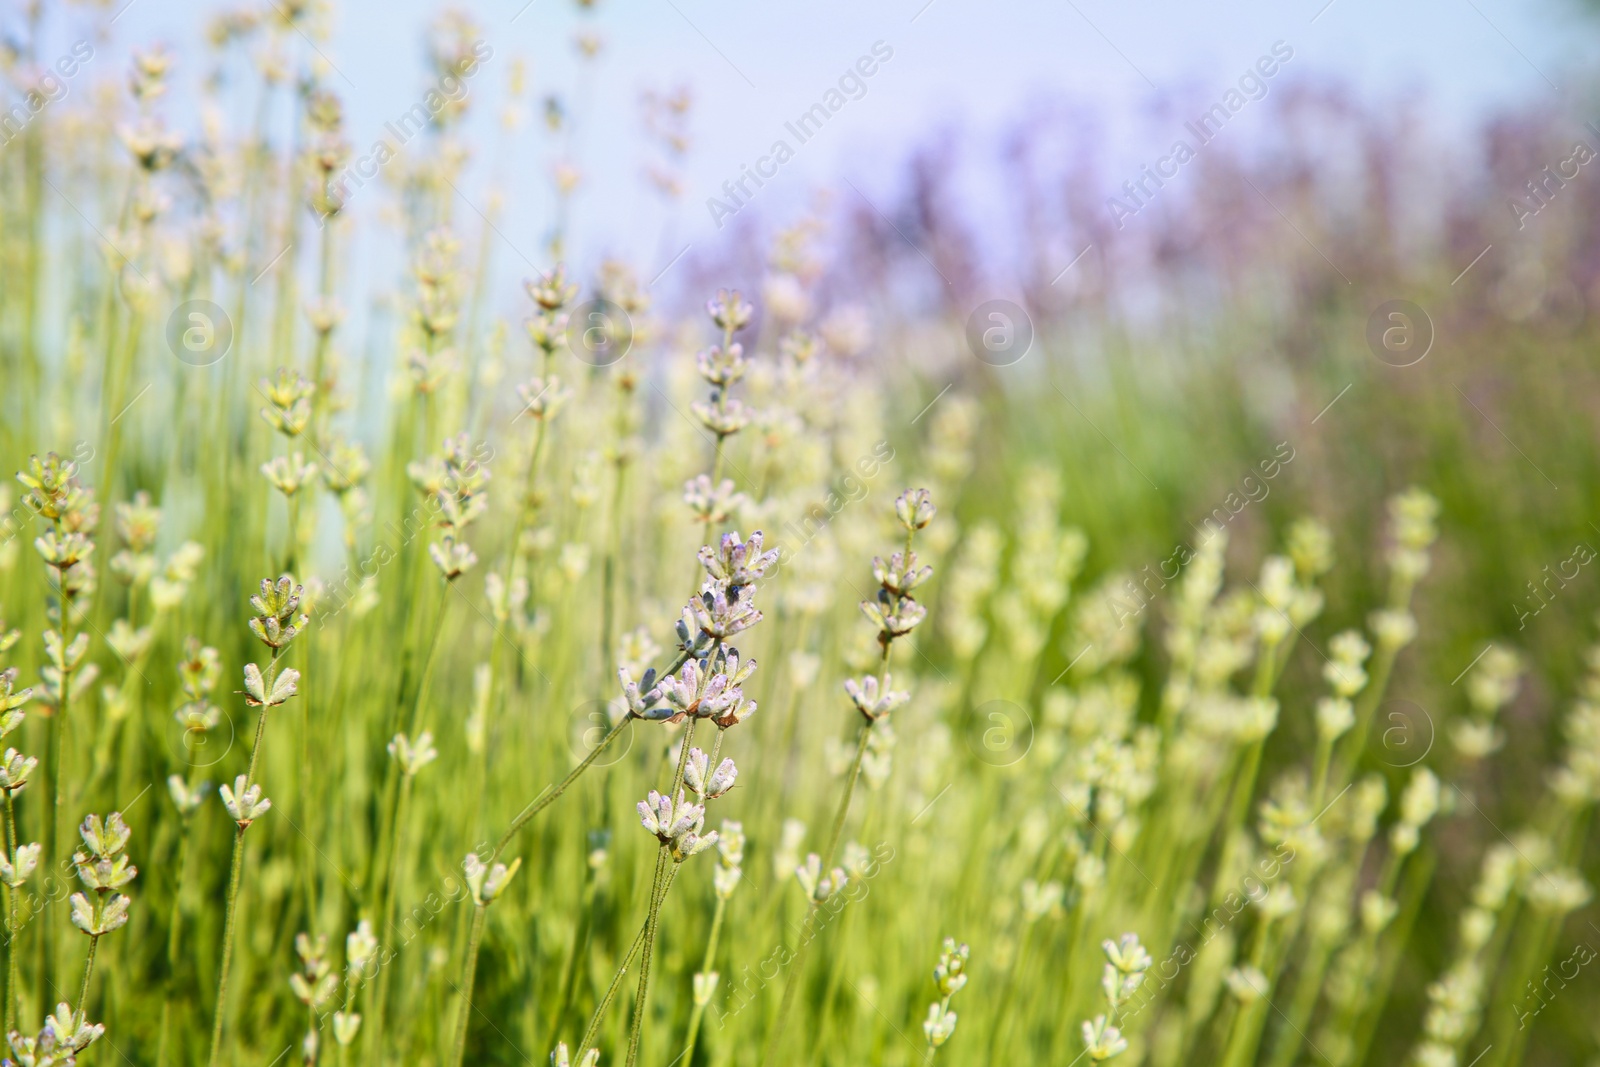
[3,790,17,1033]
[157,811,196,1067]
[760,719,874,1067]
[285,493,302,577]
[407,585,448,737]
[1264,910,1340,1067]
[446,645,672,1067]
[623,719,700,1067]
[75,933,99,1014]
[300,634,319,944]
[984,922,1032,1061]
[446,904,488,1067]
[310,218,336,439]
[491,718,630,862]
[577,865,679,1062]
[488,648,691,864]
[206,825,248,1067]
[549,863,602,1047]
[207,648,280,1067]
[679,894,727,1067]
[625,846,672,1067]
[40,543,79,1013]
[1309,733,1334,812]
[506,411,552,572]
[366,771,414,1067]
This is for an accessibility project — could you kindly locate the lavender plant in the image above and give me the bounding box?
[0,8,1594,1067]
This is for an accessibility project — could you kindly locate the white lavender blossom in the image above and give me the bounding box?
[1100,933,1151,1010]
[463,853,523,906]
[248,576,309,650]
[332,1012,362,1047]
[388,731,439,775]
[895,488,936,531]
[0,843,40,888]
[618,667,671,720]
[44,1003,103,1054]
[242,662,299,708]
[0,749,38,794]
[695,342,748,387]
[843,674,910,721]
[220,775,272,827]
[549,1040,600,1067]
[924,1003,958,1049]
[686,584,763,641]
[1324,630,1371,698]
[795,853,846,902]
[517,375,574,421]
[683,475,746,526]
[1082,1015,1126,1061]
[698,530,778,589]
[638,790,718,860]
[713,820,745,899]
[683,748,738,799]
[873,551,933,597]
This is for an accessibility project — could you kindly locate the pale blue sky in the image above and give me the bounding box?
[56,0,1600,295]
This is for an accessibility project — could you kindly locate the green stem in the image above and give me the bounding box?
[285,492,301,577]
[1334,635,1403,784]
[157,815,195,1067]
[984,923,1031,1062]
[244,650,282,790]
[760,718,874,1067]
[41,575,76,1012]
[206,825,249,1067]
[1264,911,1339,1067]
[407,586,448,737]
[679,894,727,1067]
[549,866,601,1047]
[623,719,701,1067]
[367,772,414,1067]
[446,905,488,1067]
[492,718,629,862]
[4,790,17,1033]
[577,865,679,1062]
[207,648,279,1067]
[75,932,99,1014]
[1309,734,1334,813]
[488,647,691,864]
